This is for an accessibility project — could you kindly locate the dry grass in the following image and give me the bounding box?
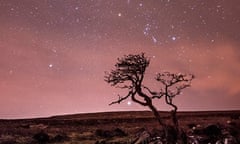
[0,110,239,143]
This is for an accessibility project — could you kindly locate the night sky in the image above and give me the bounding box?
[1,0,240,119]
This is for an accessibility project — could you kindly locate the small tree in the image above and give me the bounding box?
[104,53,194,142]
[104,53,166,127]
[155,72,194,134]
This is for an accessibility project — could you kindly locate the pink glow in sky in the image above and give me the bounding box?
[0,0,240,118]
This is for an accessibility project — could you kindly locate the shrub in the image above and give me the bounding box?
[113,128,127,137]
[33,131,49,143]
[51,133,69,142]
[95,129,113,138]
[0,140,18,144]
[203,124,222,137]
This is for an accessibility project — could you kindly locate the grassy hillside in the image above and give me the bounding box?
[0,111,239,143]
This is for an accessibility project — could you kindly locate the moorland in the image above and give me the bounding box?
[0,111,239,144]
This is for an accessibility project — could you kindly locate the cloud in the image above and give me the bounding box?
[183,41,240,96]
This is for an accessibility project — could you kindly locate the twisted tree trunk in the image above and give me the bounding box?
[136,86,169,142]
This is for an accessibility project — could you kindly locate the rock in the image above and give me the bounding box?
[133,130,151,144]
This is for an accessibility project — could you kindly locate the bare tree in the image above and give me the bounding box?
[154,72,194,134]
[104,53,194,142]
[104,53,166,128]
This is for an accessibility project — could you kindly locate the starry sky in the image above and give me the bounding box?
[0,0,240,119]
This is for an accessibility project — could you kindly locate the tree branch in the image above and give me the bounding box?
[142,85,164,99]
[165,95,178,112]
[109,91,132,105]
[132,93,148,106]
[156,72,194,87]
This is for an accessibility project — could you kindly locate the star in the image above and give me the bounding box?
[0,0,239,118]
[171,36,176,41]
[48,64,53,68]
[152,36,157,43]
[127,101,132,106]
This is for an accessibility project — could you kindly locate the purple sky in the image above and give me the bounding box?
[0,0,240,119]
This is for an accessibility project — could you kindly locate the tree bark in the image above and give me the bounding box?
[148,104,166,128]
[148,104,169,142]
[136,86,168,140]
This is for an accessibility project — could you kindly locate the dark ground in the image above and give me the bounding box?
[0,111,239,144]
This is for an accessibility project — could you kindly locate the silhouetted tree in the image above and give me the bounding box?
[104,53,194,143]
[104,53,166,127]
[154,72,194,142]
